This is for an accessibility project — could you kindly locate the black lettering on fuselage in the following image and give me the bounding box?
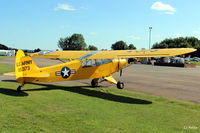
[16,60,32,72]
[16,60,32,67]
[18,66,30,72]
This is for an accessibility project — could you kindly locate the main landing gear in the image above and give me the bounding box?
[117,81,124,89]
[91,76,124,89]
[91,79,99,87]
[17,84,25,92]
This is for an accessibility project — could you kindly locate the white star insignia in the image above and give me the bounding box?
[62,68,70,77]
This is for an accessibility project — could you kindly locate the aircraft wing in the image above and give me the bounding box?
[30,48,196,60]
[87,48,197,59]
[30,50,90,59]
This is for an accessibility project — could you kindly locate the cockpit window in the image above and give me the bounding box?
[38,50,54,55]
[78,51,98,61]
[82,59,112,68]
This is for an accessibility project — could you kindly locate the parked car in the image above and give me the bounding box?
[191,57,200,62]
[184,58,190,61]
[128,58,136,64]
[193,58,200,62]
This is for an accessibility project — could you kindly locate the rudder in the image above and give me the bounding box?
[15,50,39,83]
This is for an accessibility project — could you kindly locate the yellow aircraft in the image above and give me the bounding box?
[15,48,196,91]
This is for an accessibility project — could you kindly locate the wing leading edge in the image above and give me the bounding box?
[87,48,197,59]
[30,48,196,59]
[30,51,90,59]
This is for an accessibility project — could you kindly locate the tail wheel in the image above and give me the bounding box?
[117,81,124,89]
[91,79,98,87]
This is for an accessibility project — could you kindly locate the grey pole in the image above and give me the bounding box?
[149,27,152,50]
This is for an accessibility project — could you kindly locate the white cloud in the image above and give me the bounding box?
[128,36,141,40]
[54,4,76,11]
[151,1,176,14]
[89,32,97,35]
[193,30,200,35]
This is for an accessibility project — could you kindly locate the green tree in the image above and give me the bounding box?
[152,37,200,49]
[152,37,200,57]
[128,44,136,49]
[0,44,8,50]
[111,41,128,50]
[58,34,87,50]
[34,48,41,52]
[88,45,98,50]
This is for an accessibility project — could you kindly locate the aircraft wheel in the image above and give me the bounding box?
[91,79,98,87]
[117,81,124,89]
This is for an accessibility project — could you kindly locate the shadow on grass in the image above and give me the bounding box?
[1,80,17,83]
[27,83,152,104]
[0,80,28,96]
[1,80,152,104]
[0,88,28,96]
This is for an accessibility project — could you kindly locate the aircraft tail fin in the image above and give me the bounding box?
[15,50,39,83]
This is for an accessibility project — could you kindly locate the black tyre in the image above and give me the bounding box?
[117,81,124,89]
[91,79,98,87]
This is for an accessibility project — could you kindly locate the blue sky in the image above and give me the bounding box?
[0,0,200,50]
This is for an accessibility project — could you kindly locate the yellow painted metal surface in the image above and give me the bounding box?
[15,50,127,84]
[30,51,90,59]
[87,48,197,59]
[15,48,196,84]
[30,48,196,59]
[3,72,15,76]
[104,76,117,84]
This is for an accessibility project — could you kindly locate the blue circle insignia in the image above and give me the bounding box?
[61,67,71,79]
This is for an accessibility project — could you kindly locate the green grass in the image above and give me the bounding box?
[186,61,200,66]
[0,63,14,74]
[0,56,10,60]
[0,56,14,74]
[0,81,199,133]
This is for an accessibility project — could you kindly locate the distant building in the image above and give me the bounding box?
[0,50,15,56]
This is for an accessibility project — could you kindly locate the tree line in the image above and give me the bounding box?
[1,34,200,57]
[0,43,9,50]
[152,37,200,56]
[58,34,98,50]
[58,33,136,51]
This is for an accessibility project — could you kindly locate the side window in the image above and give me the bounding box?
[103,59,112,64]
[96,59,103,66]
[82,59,96,67]
[82,60,87,67]
[87,59,96,67]
[82,59,112,68]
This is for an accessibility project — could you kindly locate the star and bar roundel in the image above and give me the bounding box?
[61,67,71,79]
[55,67,76,79]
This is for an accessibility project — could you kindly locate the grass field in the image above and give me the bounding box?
[0,81,200,133]
[188,61,200,66]
[0,56,10,60]
[0,64,14,74]
[185,61,200,66]
[0,57,199,132]
[0,56,14,74]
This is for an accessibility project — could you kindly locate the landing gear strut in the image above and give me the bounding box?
[17,84,25,92]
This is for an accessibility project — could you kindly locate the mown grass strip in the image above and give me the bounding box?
[0,63,14,74]
[0,81,199,133]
